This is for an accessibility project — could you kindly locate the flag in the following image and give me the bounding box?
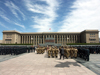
[49,28,51,30]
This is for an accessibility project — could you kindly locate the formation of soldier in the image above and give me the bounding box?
[36,47,47,54]
[47,46,59,58]
[59,46,78,59]
[0,46,34,55]
[0,45,100,61]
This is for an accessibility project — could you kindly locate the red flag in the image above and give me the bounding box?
[49,28,51,30]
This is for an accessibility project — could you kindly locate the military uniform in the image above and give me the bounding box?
[70,47,74,58]
[74,48,78,58]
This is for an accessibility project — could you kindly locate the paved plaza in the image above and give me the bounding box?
[0,52,98,75]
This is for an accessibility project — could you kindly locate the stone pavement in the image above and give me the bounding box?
[74,54,100,75]
[0,52,97,75]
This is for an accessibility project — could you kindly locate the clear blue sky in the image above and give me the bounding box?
[0,0,100,40]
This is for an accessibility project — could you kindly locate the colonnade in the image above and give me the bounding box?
[21,34,80,45]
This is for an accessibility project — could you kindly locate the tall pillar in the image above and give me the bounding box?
[22,36,23,44]
[64,35,66,45]
[74,35,75,43]
[78,35,80,43]
[34,36,35,45]
[76,35,77,43]
[57,35,58,44]
[62,35,63,45]
[41,36,42,44]
[26,35,27,44]
[54,35,55,43]
[28,35,30,44]
[24,35,25,44]
[46,35,47,38]
[38,35,39,45]
[31,35,33,44]
[36,35,37,45]
[60,35,61,44]
[43,35,44,44]
[71,35,72,43]
[69,35,70,43]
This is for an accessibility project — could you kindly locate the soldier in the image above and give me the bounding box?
[48,47,51,58]
[66,47,70,59]
[85,48,90,61]
[74,47,78,58]
[51,47,55,58]
[55,47,59,58]
[70,47,74,58]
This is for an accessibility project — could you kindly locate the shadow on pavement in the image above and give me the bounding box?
[55,61,81,68]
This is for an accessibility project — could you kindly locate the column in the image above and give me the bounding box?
[78,35,80,43]
[57,35,58,44]
[22,36,23,44]
[28,35,30,44]
[36,35,37,45]
[76,35,77,43]
[43,35,44,44]
[69,35,70,43]
[31,35,33,44]
[34,35,35,45]
[27,35,29,43]
[38,35,39,44]
[41,36,42,44]
[54,35,55,43]
[60,35,61,44]
[66,35,67,44]
[71,35,72,43]
[46,35,47,38]
[62,35,63,45]
[24,35,25,44]
[64,35,66,45]
[74,35,75,43]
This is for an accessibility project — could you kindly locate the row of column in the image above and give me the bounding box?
[21,35,79,45]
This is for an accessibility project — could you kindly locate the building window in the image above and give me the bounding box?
[6,34,12,38]
[89,39,96,41]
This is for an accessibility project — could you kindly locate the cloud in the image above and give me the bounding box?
[24,0,60,32]
[0,11,11,23]
[0,10,25,29]
[14,23,25,29]
[59,0,100,37]
[5,1,26,20]
[0,22,9,29]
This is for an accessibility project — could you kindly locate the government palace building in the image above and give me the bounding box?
[2,30,99,45]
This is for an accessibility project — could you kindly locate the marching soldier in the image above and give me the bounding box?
[48,47,51,58]
[74,47,78,58]
[70,47,74,58]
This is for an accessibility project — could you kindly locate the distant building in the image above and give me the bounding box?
[2,30,99,45]
[0,40,2,44]
[99,38,100,43]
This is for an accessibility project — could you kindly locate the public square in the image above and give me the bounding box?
[0,51,99,75]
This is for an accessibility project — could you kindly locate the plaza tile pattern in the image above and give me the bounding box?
[0,52,97,75]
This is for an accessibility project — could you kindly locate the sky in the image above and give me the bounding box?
[0,0,100,40]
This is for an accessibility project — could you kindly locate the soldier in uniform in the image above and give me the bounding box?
[51,47,55,58]
[48,47,51,58]
[55,47,59,58]
[70,47,74,58]
[66,47,70,59]
[74,47,78,58]
[85,48,90,61]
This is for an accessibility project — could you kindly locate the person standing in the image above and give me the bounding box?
[59,46,64,60]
